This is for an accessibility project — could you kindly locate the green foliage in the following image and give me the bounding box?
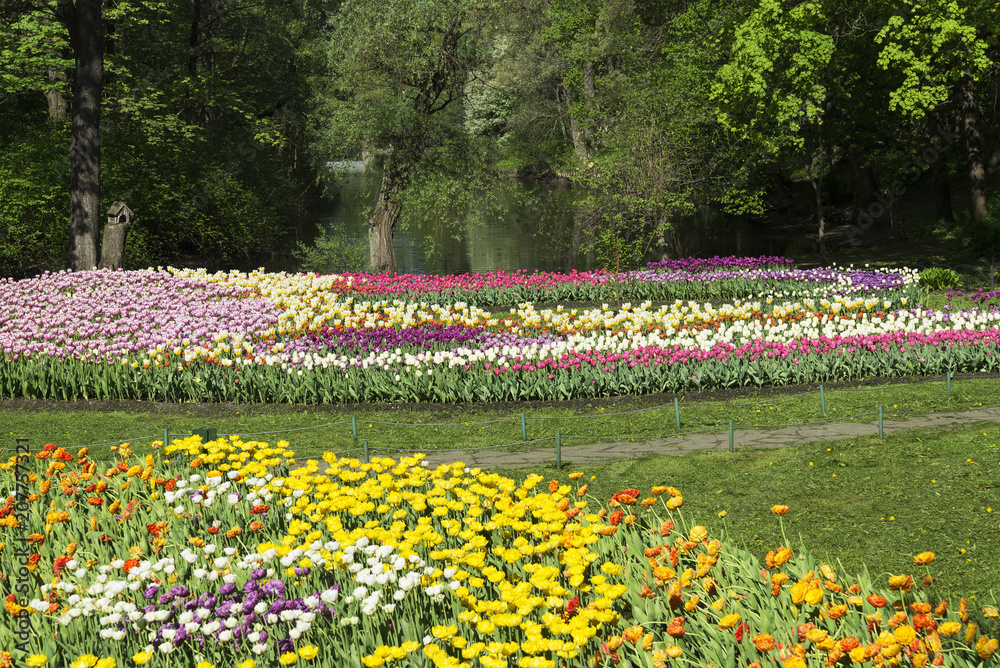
[0,126,69,277]
[875,0,992,119]
[0,8,72,98]
[918,266,961,290]
[714,0,835,153]
[294,224,369,274]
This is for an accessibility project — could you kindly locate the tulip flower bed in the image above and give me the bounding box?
[4,256,1000,405]
[2,436,998,668]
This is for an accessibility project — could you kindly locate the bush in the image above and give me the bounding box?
[919,267,961,290]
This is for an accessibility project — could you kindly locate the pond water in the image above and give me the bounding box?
[300,163,799,275]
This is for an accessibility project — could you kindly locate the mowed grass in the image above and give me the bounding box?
[491,422,1000,602]
[2,374,1000,464]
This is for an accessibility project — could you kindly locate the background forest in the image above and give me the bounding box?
[1,0,998,278]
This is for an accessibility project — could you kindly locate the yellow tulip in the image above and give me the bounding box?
[718,613,741,630]
[893,626,916,645]
[966,622,979,645]
[977,636,999,659]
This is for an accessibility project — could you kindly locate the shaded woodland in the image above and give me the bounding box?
[1,0,998,277]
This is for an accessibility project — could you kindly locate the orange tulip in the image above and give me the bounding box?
[753,634,776,652]
[771,505,789,515]
[839,637,860,652]
[913,551,935,565]
[826,604,848,619]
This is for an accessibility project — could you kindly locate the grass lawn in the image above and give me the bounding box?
[3,373,1000,463]
[491,421,1000,603]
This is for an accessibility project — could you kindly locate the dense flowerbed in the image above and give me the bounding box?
[2,437,998,667]
[3,256,999,403]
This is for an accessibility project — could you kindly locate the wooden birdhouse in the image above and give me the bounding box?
[99,202,135,270]
[106,201,133,227]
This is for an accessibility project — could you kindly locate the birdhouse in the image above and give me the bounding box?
[107,201,133,226]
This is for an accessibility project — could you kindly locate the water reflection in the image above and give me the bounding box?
[303,164,797,275]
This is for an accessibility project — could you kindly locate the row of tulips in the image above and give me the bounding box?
[1,327,998,403]
[1,435,997,667]
[172,264,921,309]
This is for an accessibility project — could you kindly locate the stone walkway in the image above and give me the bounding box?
[366,406,1000,471]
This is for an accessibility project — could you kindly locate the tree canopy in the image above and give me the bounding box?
[1,0,997,275]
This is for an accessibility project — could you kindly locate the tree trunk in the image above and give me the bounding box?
[45,66,69,121]
[581,61,594,144]
[932,158,955,227]
[98,220,131,270]
[961,74,988,223]
[66,0,104,272]
[807,131,827,265]
[369,168,402,275]
[562,84,588,162]
[848,152,880,209]
[188,0,201,77]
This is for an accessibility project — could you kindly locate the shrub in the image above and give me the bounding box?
[919,267,961,290]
